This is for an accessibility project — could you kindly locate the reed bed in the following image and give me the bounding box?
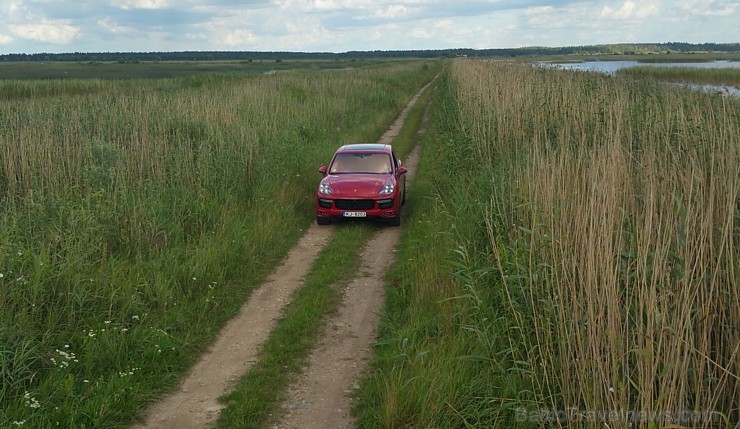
[618,65,740,86]
[451,60,738,427]
[0,61,440,427]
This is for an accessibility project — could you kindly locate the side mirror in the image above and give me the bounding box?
[397,166,407,175]
[319,165,327,176]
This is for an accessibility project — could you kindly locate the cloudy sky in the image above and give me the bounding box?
[0,0,737,54]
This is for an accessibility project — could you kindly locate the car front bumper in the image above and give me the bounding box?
[316,196,400,219]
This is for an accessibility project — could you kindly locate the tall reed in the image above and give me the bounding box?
[451,60,738,427]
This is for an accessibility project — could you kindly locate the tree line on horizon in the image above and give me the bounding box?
[1,42,738,62]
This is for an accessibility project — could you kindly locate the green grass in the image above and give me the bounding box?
[0,59,414,80]
[214,223,376,428]
[0,60,443,428]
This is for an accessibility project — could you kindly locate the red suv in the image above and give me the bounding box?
[316,144,407,225]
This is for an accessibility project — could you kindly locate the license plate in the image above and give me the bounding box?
[343,211,367,218]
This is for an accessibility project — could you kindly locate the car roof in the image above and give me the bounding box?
[336,143,391,153]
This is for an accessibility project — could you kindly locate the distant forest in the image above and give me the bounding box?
[2,42,739,62]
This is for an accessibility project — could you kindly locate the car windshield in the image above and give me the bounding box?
[329,153,392,174]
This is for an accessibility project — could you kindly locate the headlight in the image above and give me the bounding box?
[319,182,333,195]
[379,183,394,195]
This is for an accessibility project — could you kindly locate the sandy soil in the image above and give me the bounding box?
[131,78,434,429]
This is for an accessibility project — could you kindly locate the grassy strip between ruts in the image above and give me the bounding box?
[213,223,376,428]
[211,76,436,428]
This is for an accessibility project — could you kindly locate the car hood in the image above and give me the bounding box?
[321,174,392,198]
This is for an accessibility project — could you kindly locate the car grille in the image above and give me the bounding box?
[335,199,375,210]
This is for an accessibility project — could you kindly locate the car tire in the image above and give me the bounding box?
[401,190,406,205]
[388,213,401,226]
[316,216,331,225]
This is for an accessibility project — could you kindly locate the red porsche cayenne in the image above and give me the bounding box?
[316,144,407,225]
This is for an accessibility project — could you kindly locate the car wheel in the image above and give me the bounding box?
[401,190,406,206]
[388,213,401,226]
[316,216,331,225]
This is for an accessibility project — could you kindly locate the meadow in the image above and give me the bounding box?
[0,60,441,428]
[2,54,737,429]
[357,60,738,428]
[0,58,397,80]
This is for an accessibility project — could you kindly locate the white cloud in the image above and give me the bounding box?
[0,34,13,44]
[311,0,340,11]
[433,19,453,30]
[274,0,345,13]
[374,5,408,19]
[2,0,23,16]
[223,29,258,46]
[601,0,660,19]
[110,0,172,10]
[677,0,737,16]
[409,26,433,39]
[523,6,556,26]
[705,6,735,16]
[8,22,79,44]
[98,18,136,34]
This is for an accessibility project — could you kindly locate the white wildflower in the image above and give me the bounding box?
[23,392,40,409]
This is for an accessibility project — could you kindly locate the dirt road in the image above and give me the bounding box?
[274,137,424,429]
[273,83,432,428]
[132,79,433,429]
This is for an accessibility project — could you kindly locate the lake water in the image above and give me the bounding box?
[538,60,740,97]
[540,59,740,74]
